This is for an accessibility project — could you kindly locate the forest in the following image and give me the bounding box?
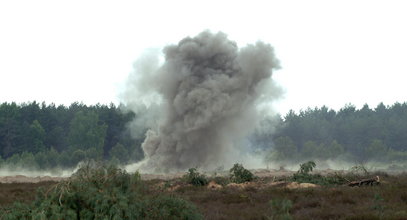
[1,101,407,171]
[0,101,144,170]
[255,102,407,166]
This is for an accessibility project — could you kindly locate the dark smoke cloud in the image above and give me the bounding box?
[124,31,281,172]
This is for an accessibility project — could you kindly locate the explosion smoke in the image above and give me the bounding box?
[124,31,281,172]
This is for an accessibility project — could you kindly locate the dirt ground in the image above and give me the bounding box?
[1,170,407,219]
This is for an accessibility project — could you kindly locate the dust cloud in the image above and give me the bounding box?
[122,31,282,173]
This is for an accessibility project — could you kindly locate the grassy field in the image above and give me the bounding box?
[147,173,407,219]
[1,168,407,219]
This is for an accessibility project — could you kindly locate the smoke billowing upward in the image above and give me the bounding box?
[124,31,281,172]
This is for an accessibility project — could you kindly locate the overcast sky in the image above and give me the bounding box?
[1,0,406,115]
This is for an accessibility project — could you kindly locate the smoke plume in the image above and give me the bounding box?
[124,31,281,172]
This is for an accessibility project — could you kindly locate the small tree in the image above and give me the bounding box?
[292,161,317,183]
[298,161,316,175]
[184,168,208,186]
[229,163,254,183]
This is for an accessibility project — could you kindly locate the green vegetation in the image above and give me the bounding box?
[0,163,203,219]
[183,164,255,186]
[229,163,255,183]
[290,161,348,186]
[254,103,407,164]
[297,161,316,174]
[1,162,407,219]
[2,101,407,170]
[184,168,209,186]
[0,102,143,170]
[172,169,407,219]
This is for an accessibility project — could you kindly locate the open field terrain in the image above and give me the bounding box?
[1,167,407,220]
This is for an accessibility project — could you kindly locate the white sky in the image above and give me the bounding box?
[0,0,406,115]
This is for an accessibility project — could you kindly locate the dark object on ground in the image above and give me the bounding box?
[348,176,380,187]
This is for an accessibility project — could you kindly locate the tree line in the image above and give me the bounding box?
[0,101,144,170]
[255,102,407,165]
[1,101,407,170]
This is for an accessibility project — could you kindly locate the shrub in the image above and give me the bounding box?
[184,168,209,186]
[229,163,255,183]
[1,162,203,219]
[298,161,316,174]
[291,161,348,185]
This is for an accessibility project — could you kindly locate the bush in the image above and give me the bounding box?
[1,162,203,219]
[229,163,255,183]
[184,168,209,186]
[291,161,348,185]
[298,161,316,174]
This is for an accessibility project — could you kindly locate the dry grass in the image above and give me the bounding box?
[0,181,57,206]
[163,173,407,219]
[1,173,407,219]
